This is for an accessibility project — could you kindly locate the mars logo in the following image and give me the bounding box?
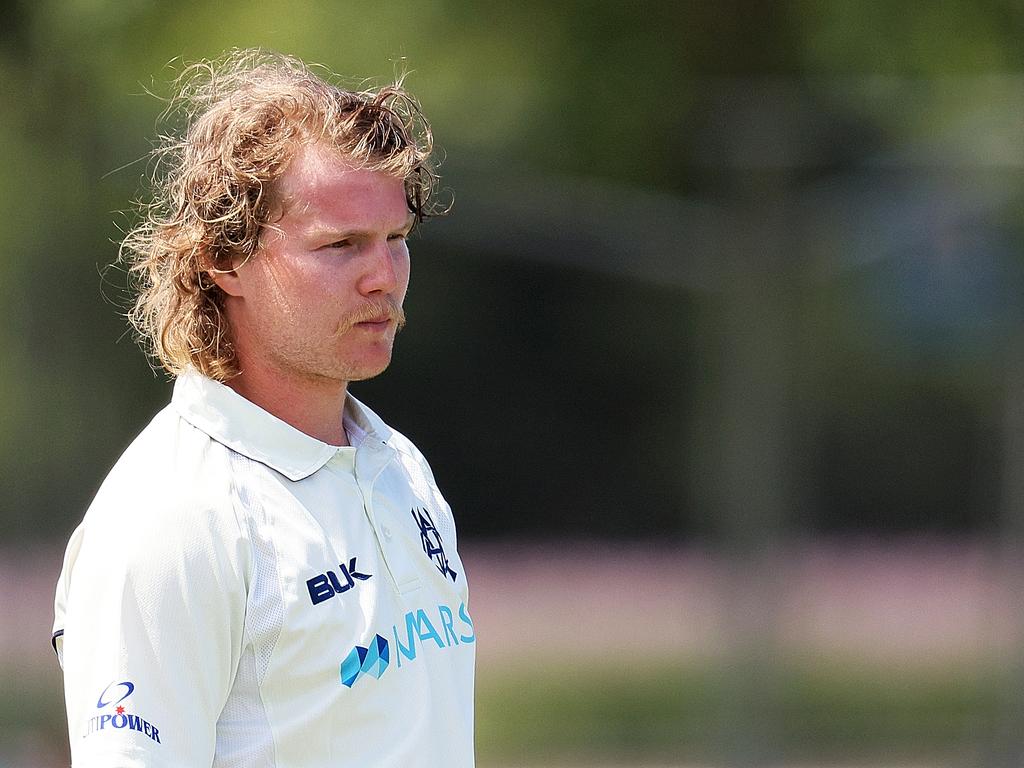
[339,603,474,689]
[340,634,390,687]
[85,680,161,743]
[412,507,457,582]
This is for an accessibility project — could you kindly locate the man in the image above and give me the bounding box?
[52,50,475,767]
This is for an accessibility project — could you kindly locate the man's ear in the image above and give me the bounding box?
[209,265,245,297]
[204,248,250,297]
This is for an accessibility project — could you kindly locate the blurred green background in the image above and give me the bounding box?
[4,1,1024,766]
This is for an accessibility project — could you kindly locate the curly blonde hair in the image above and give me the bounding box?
[122,49,440,381]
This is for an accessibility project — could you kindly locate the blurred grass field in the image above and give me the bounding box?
[2,541,1016,767]
[477,659,997,766]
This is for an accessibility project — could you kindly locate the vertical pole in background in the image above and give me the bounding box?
[993,325,1024,765]
[693,189,800,766]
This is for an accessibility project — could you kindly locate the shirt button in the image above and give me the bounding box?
[382,525,393,539]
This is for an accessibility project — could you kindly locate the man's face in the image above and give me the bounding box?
[222,142,413,388]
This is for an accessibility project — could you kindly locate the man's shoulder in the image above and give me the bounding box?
[64,401,252,606]
[54,405,253,668]
[85,402,236,529]
[386,424,431,466]
[350,394,431,464]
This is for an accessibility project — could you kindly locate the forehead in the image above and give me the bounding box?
[274,143,409,228]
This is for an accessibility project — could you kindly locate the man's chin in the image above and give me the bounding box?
[343,358,393,383]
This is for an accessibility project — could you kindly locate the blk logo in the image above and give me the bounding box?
[412,507,457,582]
[307,557,371,606]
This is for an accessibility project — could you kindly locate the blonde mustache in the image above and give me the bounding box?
[339,298,406,333]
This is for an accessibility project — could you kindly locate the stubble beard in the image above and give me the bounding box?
[235,296,407,388]
[310,297,407,384]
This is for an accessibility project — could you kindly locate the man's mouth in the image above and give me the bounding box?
[345,301,406,333]
[355,316,393,329]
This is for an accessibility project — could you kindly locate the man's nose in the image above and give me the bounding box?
[358,240,399,295]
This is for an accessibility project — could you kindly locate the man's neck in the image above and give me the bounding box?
[225,366,350,447]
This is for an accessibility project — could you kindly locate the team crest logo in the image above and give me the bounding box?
[411,507,457,582]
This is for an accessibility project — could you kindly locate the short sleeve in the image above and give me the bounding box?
[53,520,85,668]
[56,495,250,768]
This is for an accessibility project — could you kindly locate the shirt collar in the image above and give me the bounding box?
[171,369,393,481]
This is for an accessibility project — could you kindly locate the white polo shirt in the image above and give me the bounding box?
[52,370,475,768]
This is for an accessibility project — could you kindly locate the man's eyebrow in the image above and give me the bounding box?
[307,214,415,237]
[305,214,417,240]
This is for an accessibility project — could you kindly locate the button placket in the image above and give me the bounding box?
[353,438,405,593]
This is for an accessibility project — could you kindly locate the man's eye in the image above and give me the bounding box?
[387,233,407,242]
[326,240,352,249]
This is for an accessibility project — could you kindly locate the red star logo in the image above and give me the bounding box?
[116,706,125,715]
